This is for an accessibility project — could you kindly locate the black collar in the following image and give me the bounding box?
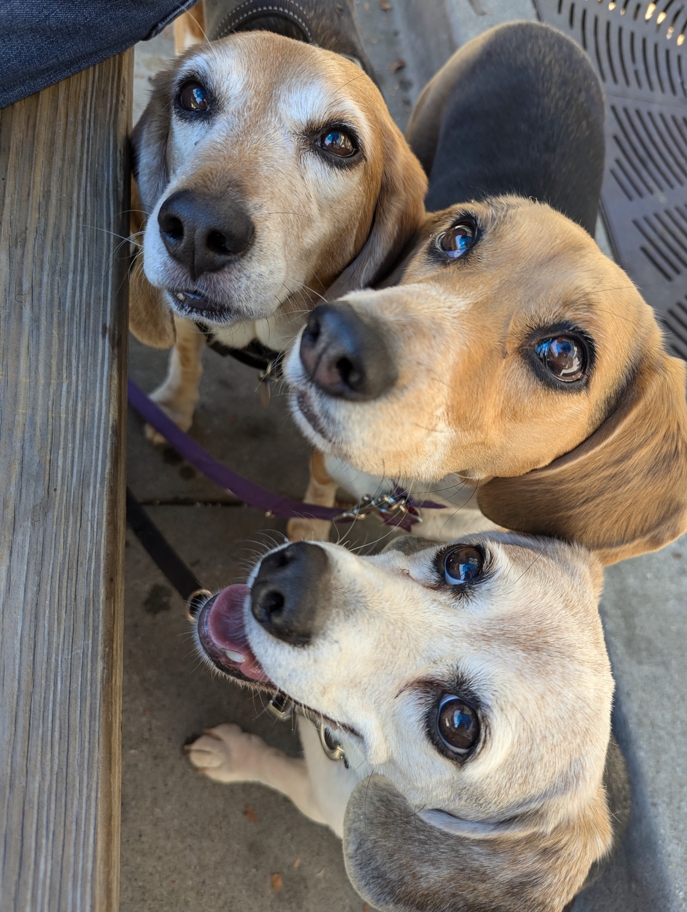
[211,0,313,43]
[196,321,283,374]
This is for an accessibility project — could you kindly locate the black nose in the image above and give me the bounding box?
[251,543,331,646]
[157,188,254,280]
[299,302,397,400]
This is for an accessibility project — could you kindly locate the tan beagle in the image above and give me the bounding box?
[187,533,629,911]
[129,30,426,435]
[286,195,687,565]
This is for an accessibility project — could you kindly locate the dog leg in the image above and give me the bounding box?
[287,450,338,542]
[145,316,206,445]
[186,723,328,825]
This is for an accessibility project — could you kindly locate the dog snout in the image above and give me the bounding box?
[299,302,397,400]
[157,189,254,280]
[250,543,331,646]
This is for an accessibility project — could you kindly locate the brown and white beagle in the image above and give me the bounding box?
[129,28,426,437]
[285,24,687,564]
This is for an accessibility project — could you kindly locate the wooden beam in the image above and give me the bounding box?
[0,49,132,912]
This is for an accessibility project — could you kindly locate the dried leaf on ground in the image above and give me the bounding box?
[243,803,258,824]
[293,857,301,869]
[379,0,392,10]
[390,58,406,73]
[271,873,283,891]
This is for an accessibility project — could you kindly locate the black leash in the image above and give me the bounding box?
[126,487,211,617]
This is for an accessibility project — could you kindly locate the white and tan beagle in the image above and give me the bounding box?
[187,533,629,912]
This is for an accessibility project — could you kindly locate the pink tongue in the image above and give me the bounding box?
[207,584,270,682]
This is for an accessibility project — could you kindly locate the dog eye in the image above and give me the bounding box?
[438,219,477,259]
[178,80,210,112]
[437,695,480,754]
[444,545,484,585]
[317,127,358,158]
[535,336,586,382]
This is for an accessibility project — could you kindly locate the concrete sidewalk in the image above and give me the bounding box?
[123,4,687,911]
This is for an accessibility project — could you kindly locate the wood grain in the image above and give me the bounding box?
[0,50,132,912]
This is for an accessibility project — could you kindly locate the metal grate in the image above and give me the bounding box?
[535,0,687,360]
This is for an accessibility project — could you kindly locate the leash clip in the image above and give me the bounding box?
[334,490,420,525]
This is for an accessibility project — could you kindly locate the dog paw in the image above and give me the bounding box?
[286,517,332,542]
[144,388,195,446]
[185,724,269,783]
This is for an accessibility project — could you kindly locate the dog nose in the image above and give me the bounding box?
[299,302,397,400]
[251,543,331,646]
[157,188,254,280]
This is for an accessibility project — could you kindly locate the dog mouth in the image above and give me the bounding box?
[165,288,240,323]
[195,585,275,690]
[195,580,361,739]
[292,390,334,444]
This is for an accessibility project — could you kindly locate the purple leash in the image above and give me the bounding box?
[128,379,444,530]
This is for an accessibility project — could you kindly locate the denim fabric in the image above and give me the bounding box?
[0,0,197,109]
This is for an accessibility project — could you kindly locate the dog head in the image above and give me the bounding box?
[129,31,426,347]
[194,532,618,911]
[285,197,687,563]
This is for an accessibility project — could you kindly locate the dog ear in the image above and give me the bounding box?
[477,351,687,566]
[129,73,176,348]
[342,775,605,912]
[129,256,176,349]
[130,68,174,213]
[326,129,427,298]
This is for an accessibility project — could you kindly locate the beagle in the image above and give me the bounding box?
[285,24,687,564]
[187,533,630,912]
[129,28,426,437]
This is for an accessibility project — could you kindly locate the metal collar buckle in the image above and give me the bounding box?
[334,491,420,524]
[266,692,294,721]
[266,693,346,764]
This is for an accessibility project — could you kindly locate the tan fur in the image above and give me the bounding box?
[286,196,687,563]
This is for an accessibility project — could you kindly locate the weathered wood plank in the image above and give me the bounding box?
[0,50,132,912]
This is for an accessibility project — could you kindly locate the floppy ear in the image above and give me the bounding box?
[478,352,687,565]
[129,254,176,349]
[343,775,605,912]
[130,68,174,213]
[128,72,176,348]
[326,128,427,298]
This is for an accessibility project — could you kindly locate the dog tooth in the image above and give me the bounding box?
[223,648,246,664]
[176,292,185,301]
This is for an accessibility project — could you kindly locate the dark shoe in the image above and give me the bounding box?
[205,0,376,83]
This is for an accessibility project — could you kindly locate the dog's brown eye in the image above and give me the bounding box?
[437,695,479,754]
[178,80,209,112]
[439,219,477,259]
[317,127,357,158]
[444,545,483,585]
[535,336,586,382]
